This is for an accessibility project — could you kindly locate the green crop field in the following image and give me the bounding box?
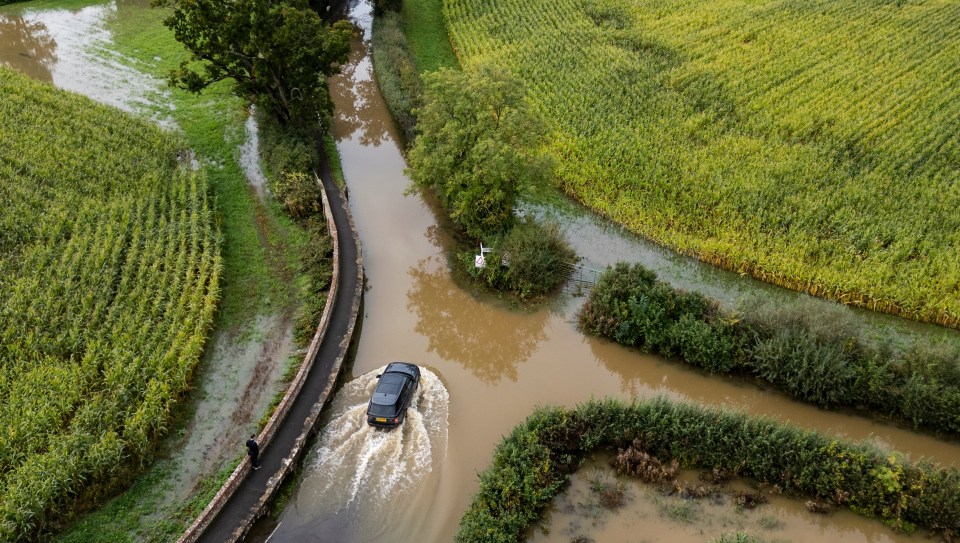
[444,0,960,328]
[0,67,220,539]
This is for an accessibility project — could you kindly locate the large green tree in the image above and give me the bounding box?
[406,63,553,239]
[157,0,352,124]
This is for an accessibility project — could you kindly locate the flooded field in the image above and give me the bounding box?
[531,457,931,543]
[0,0,172,124]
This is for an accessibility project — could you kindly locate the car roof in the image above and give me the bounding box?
[383,362,420,379]
[371,373,406,405]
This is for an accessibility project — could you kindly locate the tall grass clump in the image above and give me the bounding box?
[578,263,960,436]
[445,0,960,328]
[372,9,423,144]
[457,398,960,543]
[0,67,220,540]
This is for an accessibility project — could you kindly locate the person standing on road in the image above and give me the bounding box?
[246,434,261,470]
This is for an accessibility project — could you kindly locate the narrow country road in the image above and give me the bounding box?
[187,152,363,543]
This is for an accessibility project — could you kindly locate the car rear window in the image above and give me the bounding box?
[368,402,396,417]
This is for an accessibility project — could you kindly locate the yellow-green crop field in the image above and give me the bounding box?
[0,67,220,539]
[445,0,960,327]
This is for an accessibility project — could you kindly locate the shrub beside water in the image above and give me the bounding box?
[467,218,576,300]
[456,398,960,543]
[577,263,960,436]
[372,10,422,145]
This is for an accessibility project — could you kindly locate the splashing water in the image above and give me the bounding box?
[307,366,449,510]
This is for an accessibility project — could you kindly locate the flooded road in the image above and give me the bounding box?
[264,1,960,542]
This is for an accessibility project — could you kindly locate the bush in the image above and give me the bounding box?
[578,262,960,436]
[470,218,576,300]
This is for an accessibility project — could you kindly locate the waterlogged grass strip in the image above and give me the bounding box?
[456,398,960,543]
[0,67,220,540]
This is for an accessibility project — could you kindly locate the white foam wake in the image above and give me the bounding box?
[307,366,449,508]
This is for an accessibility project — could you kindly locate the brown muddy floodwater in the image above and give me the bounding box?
[259,2,960,543]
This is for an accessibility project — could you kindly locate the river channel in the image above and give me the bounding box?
[2,1,959,542]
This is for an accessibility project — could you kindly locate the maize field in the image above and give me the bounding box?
[0,67,220,539]
[444,0,960,328]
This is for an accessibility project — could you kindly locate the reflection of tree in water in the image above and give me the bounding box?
[329,34,394,147]
[0,14,57,82]
[406,258,549,384]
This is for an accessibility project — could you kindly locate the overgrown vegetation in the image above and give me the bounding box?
[256,110,335,345]
[403,63,574,298]
[371,9,422,143]
[407,62,554,239]
[445,0,960,328]
[465,218,576,300]
[0,67,221,540]
[456,398,960,543]
[578,262,960,436]
[372,1,573,300]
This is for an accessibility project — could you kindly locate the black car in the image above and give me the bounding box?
[366,362,420,429]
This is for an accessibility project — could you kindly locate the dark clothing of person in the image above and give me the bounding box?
[246,438,261,469]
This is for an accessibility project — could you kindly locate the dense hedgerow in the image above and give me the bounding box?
[457,398,960,543]
[445,0,960,329]
[0,67,221,539]
[578,263,960,436]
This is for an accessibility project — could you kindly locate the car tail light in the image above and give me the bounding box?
[393,417,399,423]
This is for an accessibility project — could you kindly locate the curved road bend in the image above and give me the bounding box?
[193,154,363,543]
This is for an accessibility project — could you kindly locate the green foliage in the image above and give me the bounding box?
[272,171,323,220]
[0,67,220,540]
[372,9,423,144]
[469,218,576,300]
[406,62,554,239]
[255,111,334,346]
[157,0,352,124]
[457,398,960,542]
[445,0,960,328]
[578,263,960,435]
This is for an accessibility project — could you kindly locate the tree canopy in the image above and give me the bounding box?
[406,63,553,239]
[157,0,352,125]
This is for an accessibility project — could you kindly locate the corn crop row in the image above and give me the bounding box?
[0,67,220,540]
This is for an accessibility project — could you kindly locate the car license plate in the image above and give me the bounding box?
[375,417,387,423]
